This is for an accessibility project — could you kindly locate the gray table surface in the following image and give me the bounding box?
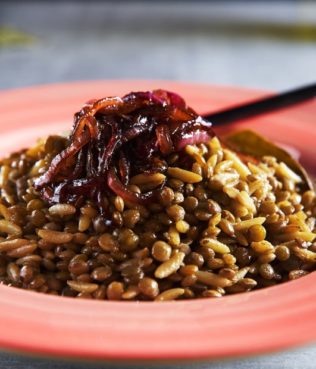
[1,1,316,368]
[1,345,316,369]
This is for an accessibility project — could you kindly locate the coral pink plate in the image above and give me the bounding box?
[0,80,316,362]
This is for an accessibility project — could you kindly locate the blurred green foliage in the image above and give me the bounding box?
[0,26,35,47]
[219,23,316,42]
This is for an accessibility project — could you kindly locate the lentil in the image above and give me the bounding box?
[0,129,315,301]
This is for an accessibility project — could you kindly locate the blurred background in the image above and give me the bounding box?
[0,0,316,91]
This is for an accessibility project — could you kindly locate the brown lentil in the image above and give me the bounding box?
[185,252,204,267]
[113,196,124,212]
[0,133,314,301]
[181,274,197,287]
[118,229,139,252]
[248,224,267,242]
[107,281,124,300]
[138,277,159,298]
[152,241,172,262]
[179,264,198,276]
[91,266,112,281]
[68,255,89,275]
[98,233,118,252]
[166,205,185,221]
[158,187,175,207]
[275,245,290,261]
[183,196,199,212]
[122,210,140,228]
[202,289,222,298]
[259,263,275,280]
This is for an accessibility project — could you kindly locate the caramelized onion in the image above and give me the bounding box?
[174,130,213,151]
[107,168,155,205]
[34,89,215,215]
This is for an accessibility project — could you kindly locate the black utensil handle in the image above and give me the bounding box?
[203,82,316,125]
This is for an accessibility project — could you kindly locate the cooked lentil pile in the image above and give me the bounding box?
[0,91,315,301]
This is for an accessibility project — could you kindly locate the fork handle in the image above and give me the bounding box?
[203,82,316,125]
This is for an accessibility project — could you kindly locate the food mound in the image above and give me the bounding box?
[0,90,315,301]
